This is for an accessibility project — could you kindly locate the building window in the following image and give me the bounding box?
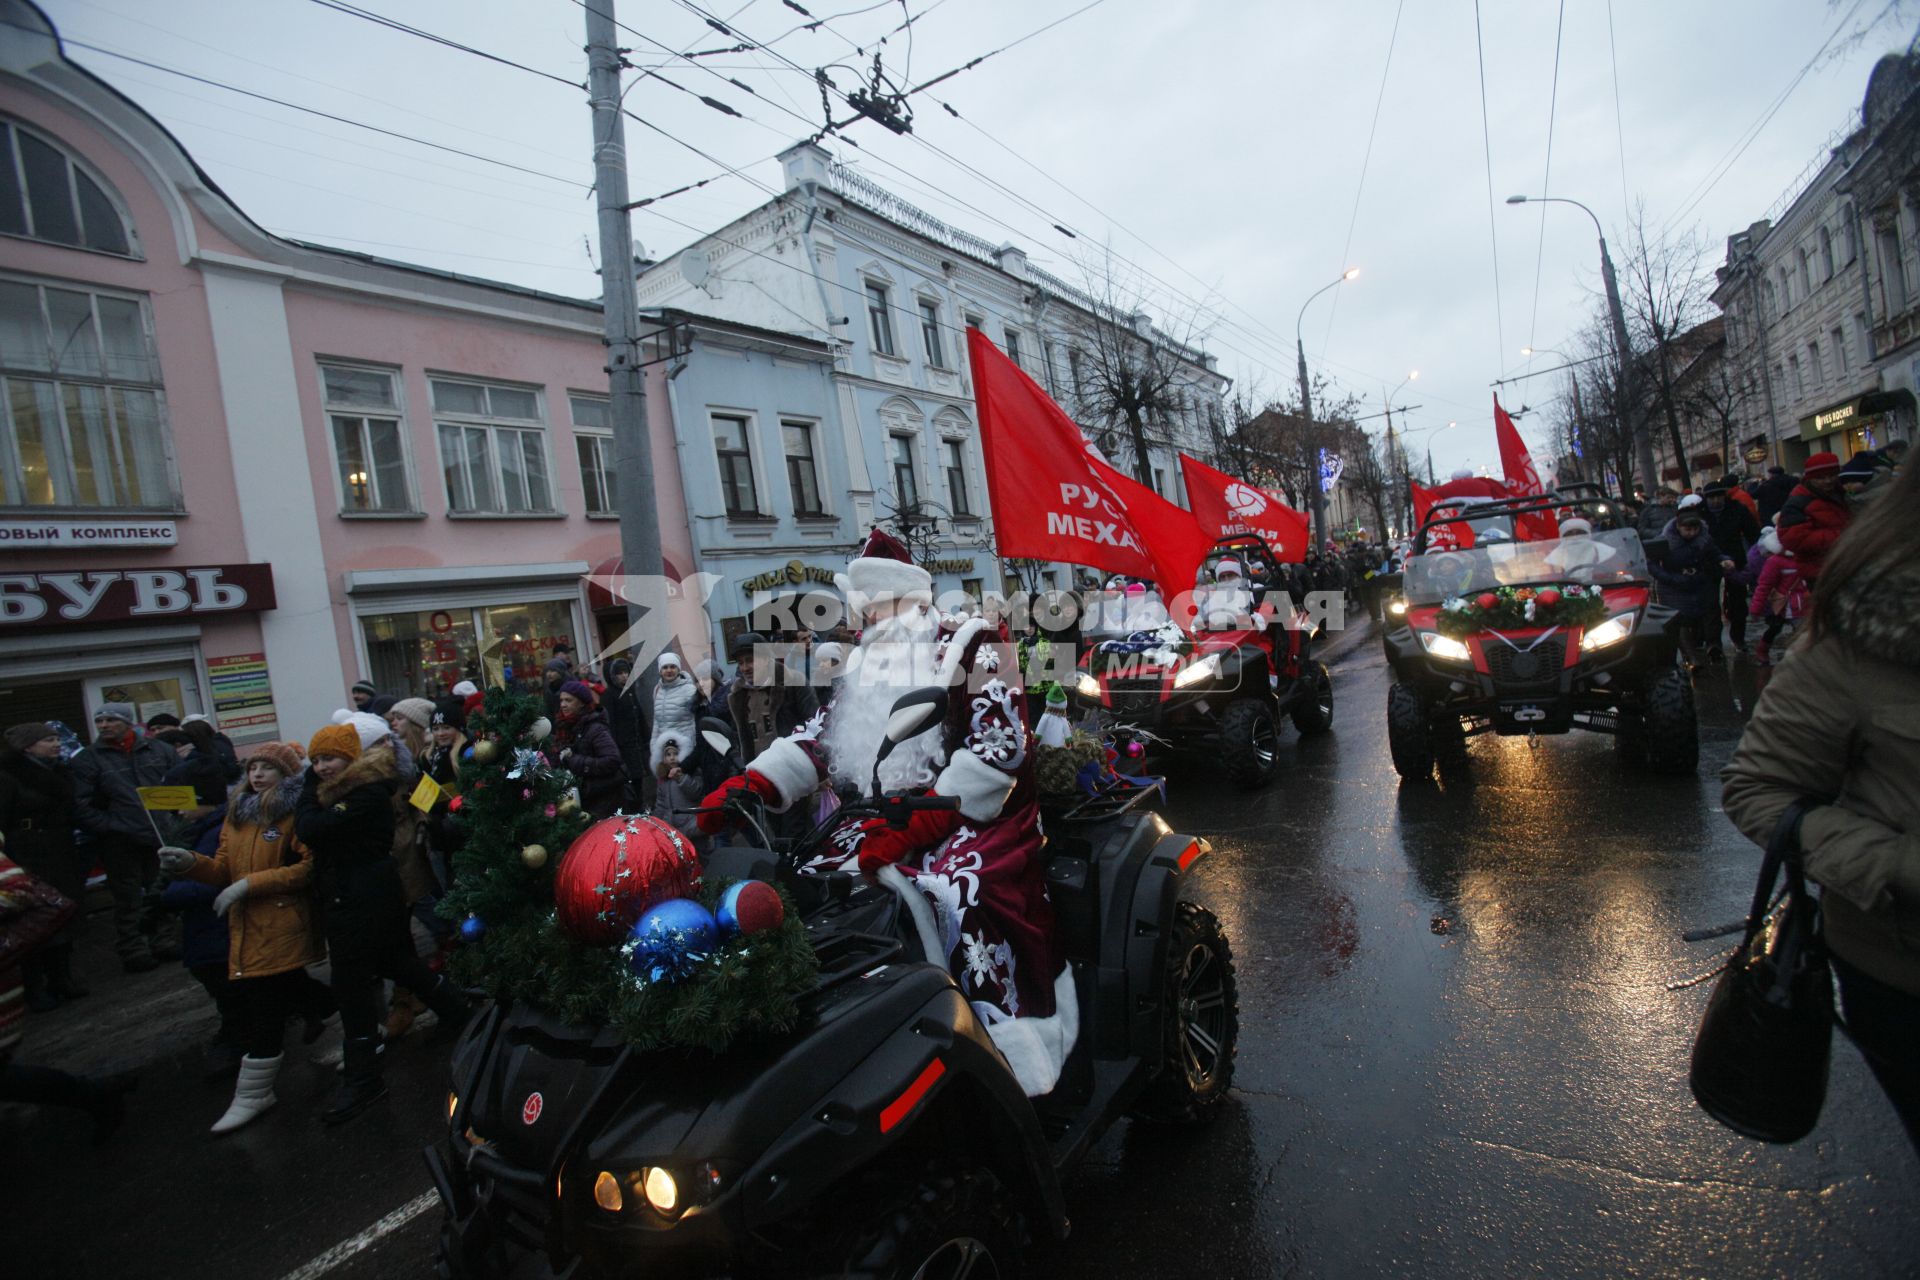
[890,433,919,508]
[1797,247,1812,298]
[918,298,944,369]
[1877,221,1907,312]
[1041,337,1059,395]
[943,438,971,516]
[964,312,983,330]
[712,413,759,515]
[1831,326,1848,374]
[1819,227,1835,282]
[0,121,134,256]
[570,394,613,515]
[432,377,551,514]
[323,365,411,513]
[1855,311,1870,362]
[1004,327,1022,368]
[1842,211,1858,263]
[1806,341,1822,389]
[0,278,174,508]
[783,419,823,516]
[866,282,896,357]
[1069,347,1086,403]
[1152,466,1167,497]
[1778,267,1793,311]
[1788,354,1803,398]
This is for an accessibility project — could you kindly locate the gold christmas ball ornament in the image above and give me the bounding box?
[520,843,549,869]
[557,792,581,817]
[471,738,501,765]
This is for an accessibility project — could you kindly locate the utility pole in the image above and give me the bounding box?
[1599,244,1659,498]
[584,0,667,646]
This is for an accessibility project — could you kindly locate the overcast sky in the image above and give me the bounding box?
[36,0,1915,478]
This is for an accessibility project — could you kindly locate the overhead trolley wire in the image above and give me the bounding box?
[1471,0,1508,372]
[1524,0,1568,365]
[1320,0,1404,357]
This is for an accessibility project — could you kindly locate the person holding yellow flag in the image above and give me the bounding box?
[70,703,177,974]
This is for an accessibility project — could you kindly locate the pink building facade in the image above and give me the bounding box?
[0,4,700,745]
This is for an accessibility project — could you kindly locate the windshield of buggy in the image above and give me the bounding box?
[1403,528,1645,604]
[1082,587,1171,636]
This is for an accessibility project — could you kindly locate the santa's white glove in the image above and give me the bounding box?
[157,846,198,874]
[213,879,250,917]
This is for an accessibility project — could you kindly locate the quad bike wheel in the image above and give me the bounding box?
[1432,714,1470,781]
[1219,700,1281,789]
[1290,659,1335,736]
[1386,682,1434,781]
[1133,902,1239,1125]
[842,1166,1023,1280]
[1636,668,1699,774]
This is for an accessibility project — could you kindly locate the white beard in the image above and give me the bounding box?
[820,603,947,792]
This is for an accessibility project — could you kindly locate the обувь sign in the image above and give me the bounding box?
[0,564,277,628]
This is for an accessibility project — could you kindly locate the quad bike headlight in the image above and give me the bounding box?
[1581,613,1637,651]
[1173,652,1224,689]
[1418,631,1473,663]
[642,1166,679,1215]
[1387,596,1408,617]
[1075,670,1102,699]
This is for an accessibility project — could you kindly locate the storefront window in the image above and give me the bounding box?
[479,600,574,694]
[360,608,480,699]
[98,676,185,726]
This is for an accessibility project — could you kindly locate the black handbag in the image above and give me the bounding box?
[1688,799,1834,1143]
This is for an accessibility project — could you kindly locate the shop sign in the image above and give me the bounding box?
[1800,398,1860,441]
[208,652,279,738]
[740,559,839,595]
[1743,445,1770,465]
[0,564,276,630]
[919,557,975,575]
[0,517,179,548]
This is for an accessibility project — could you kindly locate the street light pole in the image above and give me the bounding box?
[1296,268,1358,549]
[1507,195,1659,498]
[585,0,666,652]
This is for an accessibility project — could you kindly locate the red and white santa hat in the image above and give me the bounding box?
[840,527,933,613]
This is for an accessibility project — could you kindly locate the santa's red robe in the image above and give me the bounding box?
[744,616,1062,1025]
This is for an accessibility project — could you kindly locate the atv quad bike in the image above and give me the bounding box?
[1380,494,1697,780]
[1071,534,1334,790]
[428,688,1238,1279]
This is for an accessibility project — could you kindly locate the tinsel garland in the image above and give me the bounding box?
[1434,583,1610,638]
[450,877,818,1054]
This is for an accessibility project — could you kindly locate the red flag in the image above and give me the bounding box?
[969,329,1210,626]
[1179,454,1311,563]
[1409,479,1477,550]
[1494,395,1558,539]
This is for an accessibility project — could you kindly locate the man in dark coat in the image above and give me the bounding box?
[1702,480,1760,655]
[602,658,651,804]
[1650,503,1733,665]
[724,633,819,761]
[1754,465,1795,526]
[1776,451,1852,585]
[69,703,177,972]
[1,723,88,1005]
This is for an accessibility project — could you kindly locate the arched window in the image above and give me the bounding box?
[0,120,137,256]
[1818,226,1835,281]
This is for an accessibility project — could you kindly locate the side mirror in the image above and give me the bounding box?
[876,687,949,765]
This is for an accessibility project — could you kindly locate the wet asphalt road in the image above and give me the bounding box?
[9,628,1918,1278]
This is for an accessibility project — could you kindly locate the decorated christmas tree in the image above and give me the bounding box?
[440,687,817,1053]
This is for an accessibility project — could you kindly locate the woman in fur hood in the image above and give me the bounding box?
[293,724,469,1125]
[649,652,700,772]
[1723,458,1920,1156]
[158,742,333,1134]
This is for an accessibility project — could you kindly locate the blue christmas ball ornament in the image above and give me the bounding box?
[461,745,475,761]
[460,913,487,943]
[624,898,718,984]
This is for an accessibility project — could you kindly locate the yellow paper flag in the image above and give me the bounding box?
[408,774,443,813]
[138,785,200,811]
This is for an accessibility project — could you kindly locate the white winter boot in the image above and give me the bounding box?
[211,1053,282,1134]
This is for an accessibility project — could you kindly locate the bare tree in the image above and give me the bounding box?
[1618,210,1718,491]
[1067,246,1218,488]
[1237,374,1361,511]
[1339,423,1398,542]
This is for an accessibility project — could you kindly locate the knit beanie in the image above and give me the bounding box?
[390,697,435,731]
[351,680,377,698]
[93,701,135,725]
[346,712,392,749]
[559,680,597,707]
[1803,451,1840,477]
[243,741,305,778]
[5,722,59,751]
[308,723,361,763]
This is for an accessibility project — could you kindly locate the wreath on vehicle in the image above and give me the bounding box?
[1435,583,1610,637]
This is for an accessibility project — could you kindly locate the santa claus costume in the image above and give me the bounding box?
[701,530,1075,1095]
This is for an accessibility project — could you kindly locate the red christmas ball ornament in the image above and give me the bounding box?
[1474,592,1500,611]
[448,794,463,814]
[553,814,702,946]
[1534,588,1562,608]
[717,880,785,938]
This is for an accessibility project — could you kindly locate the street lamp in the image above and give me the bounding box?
[1506,194,1656,496]
[1403,420,1458,485]
[1295,268,1359,549]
